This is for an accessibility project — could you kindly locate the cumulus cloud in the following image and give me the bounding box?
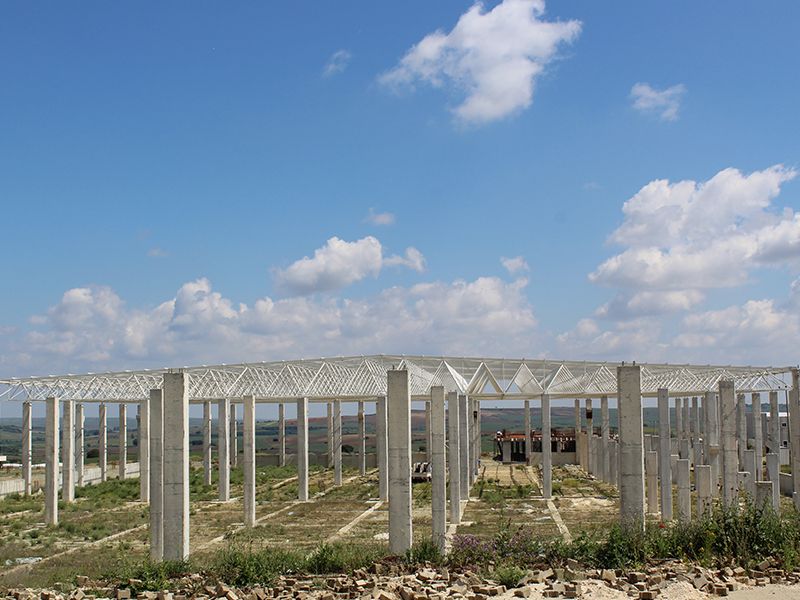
[273,236,426,296]
[323,49,352,77]
[364,208,396,226]
[3,275,538,376]
[595,290,705,319]
[501,256,530,274]
[379,0,581,125]
[630,82,686,121]
[590,165,798,290]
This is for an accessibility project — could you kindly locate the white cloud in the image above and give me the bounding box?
[379,0,581,125]
[323,49,352,77]
[384,247,426,272]
[595,290,705,319]
[630,82,686,121]
[590,165,798,290]
[273,236,426,296]
[364,208,396,226]
[501,256,529,274]
[3,275,538,375]
[147,247,168,258]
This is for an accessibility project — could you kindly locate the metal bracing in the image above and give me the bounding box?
[0,355,791,403]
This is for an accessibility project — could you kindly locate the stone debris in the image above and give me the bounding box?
[5,560,800,600]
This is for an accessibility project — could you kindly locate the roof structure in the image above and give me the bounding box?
[0,356,792,403]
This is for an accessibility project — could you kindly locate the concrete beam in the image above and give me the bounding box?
[618,365,645,529]
[149,389,164,561]
[99,402,107,482]
[297,397,309,501]
[163,371,190,561]
[719,380,738,507]
[62,400,75,503]
[542,393,552,499]
[448,391,461,525]
[45,396,59,526]
[218,399,230,502]
[657,388,673,521]
[430,386,447,552]
[387,370,412,555]
[243,395,256,528]
[22,401,31,495]
[119,403,127,480]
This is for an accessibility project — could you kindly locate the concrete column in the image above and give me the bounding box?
[458,394,470,499]
[677,458,691,522]
[22,401,32,495]
[230,403,238,468]
[327,402,334,469]
[675,397,683,445]
[218,398,230,502]
[202,401,212,487]
[524,399,532,465]
[279,403,287,468]
[753,392,763,481]
[680,438,691,466]
[585,398,594,474]
[333,399,342,486]
[357,401,366,476]
[609,439,619,487]
[448,391,461,525]
[574,398,581,458]
[430,386,447,552]
[162,372,190,561]
[696,464,712,517]
[743,449,757,499]
[770,391,780,455]
[243,395,256,527]
[618,365,645,528]
[756,481,774,510]
[45,396,59,526]
[388,370,412,555]
[76,403,85,487]
[719,380,738,507]
[766,453,780,512]
[707,391,721,497]
[425,400,432,463]
[691,397,702,472]
[99,402,107,482]
[377,395,388,501]
[790,369,800,508]
[297,397,309,501]
[682,400,689,444]
[474,399,481,478]
[118,403,127,480]
[737,393,746,469]
[140,398,150,502]
[645,450,658,514]
[61,400,75,503]
[542,393,552,499]
[149,389,164,561]
[657,388,673,521]
[601,395,609,482]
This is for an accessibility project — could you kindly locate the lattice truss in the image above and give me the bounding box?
[0,356,791,403]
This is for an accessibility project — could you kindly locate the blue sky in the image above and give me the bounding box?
[1,0,800,379]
